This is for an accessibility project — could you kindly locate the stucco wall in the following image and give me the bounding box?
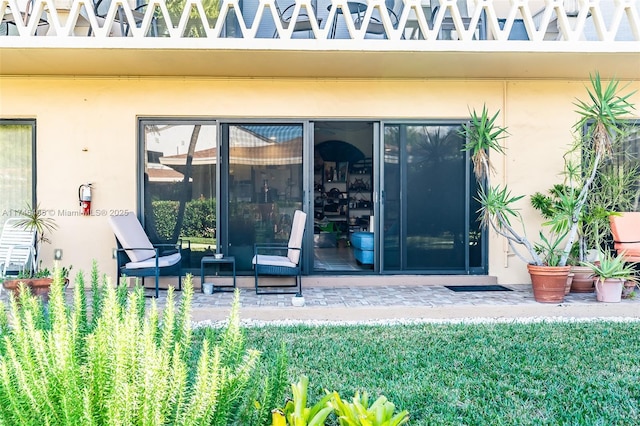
[1,76,638,284]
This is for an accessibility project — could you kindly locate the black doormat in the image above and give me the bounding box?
[445,285,512,292]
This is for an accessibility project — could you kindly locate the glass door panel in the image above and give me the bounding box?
[142,122,217,274]
[226,124,303,272]
[382,123,481,272]
[312,121,375,272]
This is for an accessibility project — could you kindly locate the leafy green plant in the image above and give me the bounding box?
[271,375,334,426]
[271,376,409,426]
[581,250,637,283]
[13,202,58,273]
[533,230,569,267]
[13,263,72,280]
[0,264,282,425]
[460,73,636,266]
[330,391,409,426]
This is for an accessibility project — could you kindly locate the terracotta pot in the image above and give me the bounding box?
[622,280,637,299]
[570,265,595,293]
[595,278,624,303]
[528,264,571,303]
[3,278,67,303]
[565,273,575,295]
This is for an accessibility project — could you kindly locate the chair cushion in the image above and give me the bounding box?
[287,210,307,265]
[108,213,156,263]
[125,252,181,270]
[252,254,297,268]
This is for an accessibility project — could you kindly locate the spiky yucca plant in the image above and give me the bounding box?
[0,262,284,425]
[460,73,636,266]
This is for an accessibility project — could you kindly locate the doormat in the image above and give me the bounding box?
[445,285,512,292]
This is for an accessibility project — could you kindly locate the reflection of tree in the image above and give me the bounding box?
[165,0,220,37]
[406,126,465,244]
[172,125,200,242]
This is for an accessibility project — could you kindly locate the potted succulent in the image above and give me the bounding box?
[460,73,635,303]
[581,250,636,303]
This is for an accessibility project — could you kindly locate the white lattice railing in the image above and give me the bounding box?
[1,0,638,42]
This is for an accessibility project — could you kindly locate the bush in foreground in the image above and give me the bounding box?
[0,262,287,425]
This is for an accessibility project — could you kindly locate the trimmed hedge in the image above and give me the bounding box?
[152,198,216,240]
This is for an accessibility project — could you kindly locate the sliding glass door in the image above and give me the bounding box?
[141,121,218,274]
[221,124,304,272]
[381,123,484,273]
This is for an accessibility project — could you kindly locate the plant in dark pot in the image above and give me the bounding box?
[582,250,637,303]
[460,73,635,303]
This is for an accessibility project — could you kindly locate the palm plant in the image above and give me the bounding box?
[14,202,58,271]
[460,73,636,267]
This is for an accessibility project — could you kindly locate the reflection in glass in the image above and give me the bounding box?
[0,122,33,227]
[228,124,303,272]
[143,123,217,273]
[383,124,480,272]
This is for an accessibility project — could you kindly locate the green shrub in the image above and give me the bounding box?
[152,198,217,240]
[0,262,285,425]
[152,200,180,240]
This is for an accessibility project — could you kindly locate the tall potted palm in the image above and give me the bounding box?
[460,73,636,303]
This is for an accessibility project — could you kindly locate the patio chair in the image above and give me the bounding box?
[0,218,36,277]
[431,0,486,40]
[609,213,640,263]
[253,209,306,295]
[354,0,401,39]
[1,0,49,36]
[108,212,182,298]
[273,0,322,38]
[89,0,157,37]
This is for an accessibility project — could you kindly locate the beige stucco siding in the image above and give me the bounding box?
[1,77,638,284]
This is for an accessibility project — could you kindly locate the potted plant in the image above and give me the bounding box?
[2,203,60,301]
[531,129,640,293]
[582,250,636,303]
[3,264,72,303]
[460,73,635,303]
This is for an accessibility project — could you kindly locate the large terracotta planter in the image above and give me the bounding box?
[570,265,595,293]
[527,264,571,303]
[3,278,67,303]
[595,278,624,303]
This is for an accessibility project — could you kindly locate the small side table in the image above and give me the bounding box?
[201,256,236,292]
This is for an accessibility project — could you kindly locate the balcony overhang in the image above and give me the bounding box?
[1,41,639,80]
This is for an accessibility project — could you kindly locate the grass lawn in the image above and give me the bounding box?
[211,321,640,425]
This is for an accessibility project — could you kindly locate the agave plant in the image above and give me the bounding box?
[581,250,637,283]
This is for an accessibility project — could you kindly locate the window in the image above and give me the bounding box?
[0,120,35,226]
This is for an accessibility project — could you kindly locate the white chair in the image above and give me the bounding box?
[0,218,36,277]
[108,212,181,298]
[252,209,306,295]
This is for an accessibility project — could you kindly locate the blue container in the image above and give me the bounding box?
[351,232,374,265]
[351,232,374,250]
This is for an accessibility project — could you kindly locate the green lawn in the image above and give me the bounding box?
[213,321,640,425]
